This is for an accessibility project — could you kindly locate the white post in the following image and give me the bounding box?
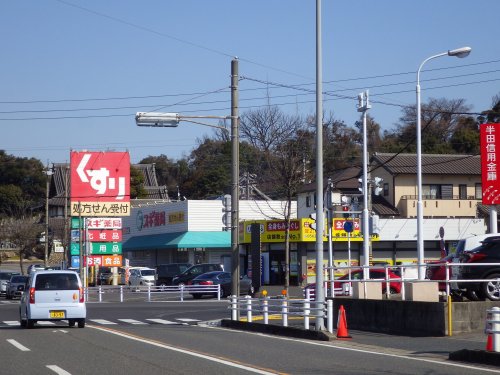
[304,299,310,330]
[282,299,288,327]
[98,285,102,303]
[493,307,500,352]
[263,297,269,325]
[231,295,237,321]
[147,285,151,302]
[246,295,252,323]
[180,284,184,302]
[120,285,123,302]
[217,284,221,301]
[327,299,333,333]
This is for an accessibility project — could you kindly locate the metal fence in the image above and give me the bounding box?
[228,295,335,333]
[83,284,222,303]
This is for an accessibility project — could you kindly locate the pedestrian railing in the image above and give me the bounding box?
[228,295,335,334]
[83,284,221,303]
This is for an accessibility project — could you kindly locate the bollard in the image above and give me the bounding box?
[262,297,269,325]
[493,307,500,352]
[282,299,288,327]
[304,299,310,330]
[327,299,333,333]
[180,284,184,302]
[98,285,102,303]
[147,285,151,302]
[217,285,221,301]
[120,285,123,302]
[246,295,253,323]
[231,295,237,321]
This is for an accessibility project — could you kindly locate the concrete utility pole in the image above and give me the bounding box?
[44,164,52,267]
[230,58,240,298]
[357,91,371,279]
[314,0,325,330]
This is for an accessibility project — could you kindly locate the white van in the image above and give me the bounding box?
[128,267,157,287]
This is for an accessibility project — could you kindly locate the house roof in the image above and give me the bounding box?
[371,153,480,175]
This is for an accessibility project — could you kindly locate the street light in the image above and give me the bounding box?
[135,112,180,127]
[415,46,471,280]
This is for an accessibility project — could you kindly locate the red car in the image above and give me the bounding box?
[303,268,401,299]
[425,254,455,291]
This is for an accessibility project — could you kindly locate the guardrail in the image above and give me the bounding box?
[83,284,222,303]
[228,295,335,333]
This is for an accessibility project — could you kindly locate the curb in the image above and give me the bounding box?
[220,319,334,341]
[449,349,500,367]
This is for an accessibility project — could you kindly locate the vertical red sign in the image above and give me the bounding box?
[480,123,500,205]
[70,151,130,216]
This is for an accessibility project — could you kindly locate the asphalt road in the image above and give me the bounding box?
[0,299,498,374]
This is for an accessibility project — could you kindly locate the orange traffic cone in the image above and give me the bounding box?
[336,305,352,339]
[486,334,493,351]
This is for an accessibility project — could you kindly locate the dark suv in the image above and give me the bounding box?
[458,235,500,301]
[156,263,192,286]
[172,263,223,286]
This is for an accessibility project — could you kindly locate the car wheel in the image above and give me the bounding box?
[68,319,76,327]
[78,319,85,328]
[465,289,484,301]
[482,274,500,301]
[27,319,35,329]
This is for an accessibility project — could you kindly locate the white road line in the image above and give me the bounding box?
[90,326,278,375]
[7,339,30,352]
[46,365,72,375]
[3,321,20,326]
[36,321,56,325]
[90,319,117,325]
[146,319,178,325]
[176,318,200,322]
[118,319,148,325]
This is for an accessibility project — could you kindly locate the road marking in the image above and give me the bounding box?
[176,318,201,322]
[46,365,72,375]
[212,326,500,374]
[7,339,30,351]
[146,319,178,325]
[118,319,148,325]
[37,321,56,325]
[90,325,285,375]
[90,319,117,325]
[3,321,19,326]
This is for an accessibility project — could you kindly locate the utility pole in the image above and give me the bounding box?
[357,91,371,279]
[44,163,52,268]
[230,58,240,299]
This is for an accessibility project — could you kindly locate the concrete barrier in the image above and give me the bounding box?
[352,282,382,299]
[404,282,439,302]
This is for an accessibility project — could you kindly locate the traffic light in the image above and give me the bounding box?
[342,205,349,219]
[358,177,364,194]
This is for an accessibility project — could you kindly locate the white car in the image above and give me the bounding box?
[20,270,86,328]
[128,267,157,287]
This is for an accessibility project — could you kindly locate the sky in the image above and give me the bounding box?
[0,0,499,165]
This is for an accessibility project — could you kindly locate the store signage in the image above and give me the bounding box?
[480,123,500,204]
[89,242,122,255]
[86,229,122,242]
[70,151,130,216]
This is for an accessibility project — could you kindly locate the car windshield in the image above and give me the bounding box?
[10,276,27,283]
[0,273,18,280]
[141,270,156,276]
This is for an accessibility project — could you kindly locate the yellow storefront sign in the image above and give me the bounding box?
[239,218,379,243]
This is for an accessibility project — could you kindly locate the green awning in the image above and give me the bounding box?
[123,231,230,251]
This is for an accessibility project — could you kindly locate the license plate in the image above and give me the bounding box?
[49,311,65,319]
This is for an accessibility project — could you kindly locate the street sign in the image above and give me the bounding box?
[343,221,354,233]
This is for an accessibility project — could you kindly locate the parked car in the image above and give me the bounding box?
[189,271,254,298]
[0,271,21,296]
[19,270,86,328]
[97,267,114,285]
[426,254,456,291]
[457,235,500,301]
[156,263,192,287]
[6,275,28,299]
[303,268,401,299]
[172,263,224,286]
[128,267,157,287]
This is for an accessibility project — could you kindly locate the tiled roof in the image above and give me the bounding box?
[371,153,480,175]
[371,195,399,217]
